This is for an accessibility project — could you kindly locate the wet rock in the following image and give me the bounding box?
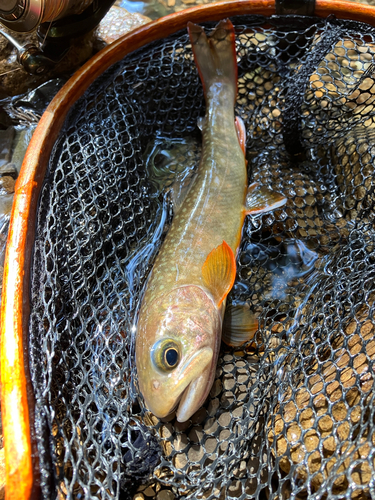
[0,176,15,194]
[0,163,17,178]
[0,194,13,219]
[10,127,37,174]
[96,5,151,45]
[0,128,14,167]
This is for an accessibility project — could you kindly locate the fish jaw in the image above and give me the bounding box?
[142,346,214,419]
[176,360,213,422]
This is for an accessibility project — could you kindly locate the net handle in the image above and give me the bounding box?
[2,1,375,499]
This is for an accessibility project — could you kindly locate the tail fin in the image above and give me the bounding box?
[187,20,237,102]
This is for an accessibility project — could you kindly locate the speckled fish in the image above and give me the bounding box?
[135,20,286,422]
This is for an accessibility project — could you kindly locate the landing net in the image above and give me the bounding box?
[29,14,375,499]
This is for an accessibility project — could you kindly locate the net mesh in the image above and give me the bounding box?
[28,14,375,500]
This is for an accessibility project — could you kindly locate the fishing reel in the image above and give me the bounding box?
[0,0,115,74]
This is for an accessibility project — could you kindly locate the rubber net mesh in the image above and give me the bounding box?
[28,14,375,500]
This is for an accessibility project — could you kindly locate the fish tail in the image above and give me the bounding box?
[187,19,237,102]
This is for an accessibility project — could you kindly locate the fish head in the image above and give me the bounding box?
[135,285,221,422]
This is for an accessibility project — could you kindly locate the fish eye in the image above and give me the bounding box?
[151,339,180,372]
[165,348,178,368]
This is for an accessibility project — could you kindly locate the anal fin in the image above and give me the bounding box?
[235,116,246,155]
[246,182,287,215]
[202,241,236,307]
[222,303,258,346]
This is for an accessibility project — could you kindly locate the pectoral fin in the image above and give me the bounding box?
[246,182,287,215]
[222,303,258,346]
[202,241,236,307]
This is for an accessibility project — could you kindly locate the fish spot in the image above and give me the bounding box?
[153,380,160,390]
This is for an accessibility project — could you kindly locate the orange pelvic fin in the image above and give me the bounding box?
[245,182,287,215]
[222,303,258,346]
[235,116,246,155]
[202,240,236,307]
[187,19,237,101]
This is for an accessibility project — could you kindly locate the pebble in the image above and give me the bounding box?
[143,486,156,497]
[156,491,175,500]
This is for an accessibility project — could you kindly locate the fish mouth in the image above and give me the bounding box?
[176,370,211,422]
[175,347,214,422]
[143,347,214,420]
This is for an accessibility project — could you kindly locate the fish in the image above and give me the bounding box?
[135,19,287,423]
